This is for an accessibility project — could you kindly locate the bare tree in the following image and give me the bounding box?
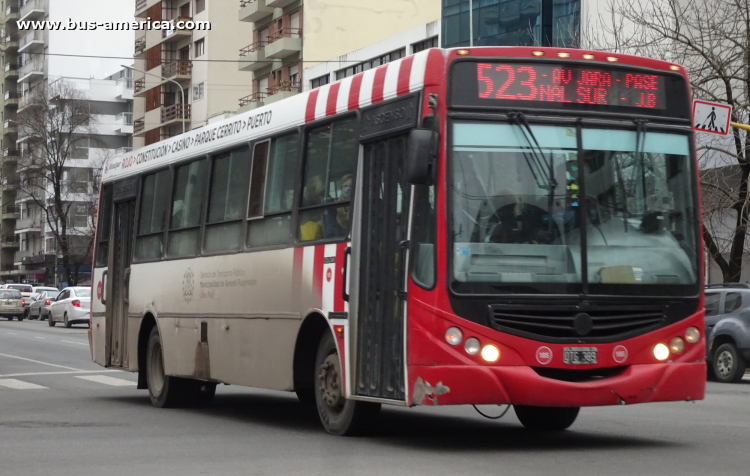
[583,0,750,282]
[10,79,101,286]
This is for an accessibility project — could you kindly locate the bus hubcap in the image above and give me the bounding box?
[319,354,344,410]
[717,350,733,377]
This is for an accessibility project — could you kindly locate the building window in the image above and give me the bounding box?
[441,0,546,47]
[194,38,205,57]
[335,48,406,80]
[412,36,438,53]
[311,74,329,90]
[193,82,204,101]
[195,0,205,14]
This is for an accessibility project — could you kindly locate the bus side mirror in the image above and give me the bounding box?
[406,128,438,185]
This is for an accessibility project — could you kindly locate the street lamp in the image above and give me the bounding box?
[121,64,186,135]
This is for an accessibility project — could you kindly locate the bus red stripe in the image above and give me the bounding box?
[333,243,347,312]
[313,245,325,308]
[305,89,320,123]
[326,82,341,116]
[372,65,388,103]
[348,74,363,110]
[397,55,414,95]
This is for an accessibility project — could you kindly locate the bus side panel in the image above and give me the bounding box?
[91,266,107,366]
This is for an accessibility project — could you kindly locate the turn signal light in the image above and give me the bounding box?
[654,343,669,361]
[685,327,700,344]
[445,327,463,346]
[464,338,481,355]
[670,337,685,354]
[481,345,500,362]
[71,300,81,308]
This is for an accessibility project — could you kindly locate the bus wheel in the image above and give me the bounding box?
[514,406,580,431]
[314,332,380,436]
[146,326,182,408]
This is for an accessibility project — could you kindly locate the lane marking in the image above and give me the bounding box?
[0,379,48,390]
[7,333,18,335]
[0,352,82,371]
[34,336,46,340]
[0,370,121,378]
[60,340,89,347]
[76,375,136,387]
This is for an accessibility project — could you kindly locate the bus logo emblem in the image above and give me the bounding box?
[536,346,553,365]
[613,345,628,364]
[97,281,103,300]
[183,268,194,303]
[326,268,332,283]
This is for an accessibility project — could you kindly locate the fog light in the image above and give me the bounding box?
[670,337,685,354]
[654,343,669,361]
[481,345,500,362]
[685,327,700,344]
[464,337,481,355]
[445,327,463,346]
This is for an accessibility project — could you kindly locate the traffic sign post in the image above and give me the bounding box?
[693,100,732,135]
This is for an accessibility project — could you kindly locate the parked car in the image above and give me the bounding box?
[28,290,59,320]
[49,287,91,328]
[1,284,34,317]
[0,289,24,321]
[705,284,750,383]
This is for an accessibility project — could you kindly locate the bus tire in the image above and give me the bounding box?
[514,405,580,431]
[712,343,746,384]
[314,332,380,436]
[146,326,182,408]
[295,387,315,406]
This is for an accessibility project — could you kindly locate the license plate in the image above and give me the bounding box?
[4,301,13,306]
[563,347,598,365]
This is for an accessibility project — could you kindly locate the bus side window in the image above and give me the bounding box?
[168,159,208,258]
[411,183,436,288]
[95,184,113,267]
[135,169,171,261]
[247,133,298,248]
[205,146,251,254]
[298,116,358,242]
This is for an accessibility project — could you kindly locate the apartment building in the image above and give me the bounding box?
[1,2,19,276]
[133,0,254,148]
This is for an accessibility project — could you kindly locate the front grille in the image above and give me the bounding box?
[489,304,666,341]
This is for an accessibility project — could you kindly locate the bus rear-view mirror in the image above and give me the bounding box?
[406,128,438,185]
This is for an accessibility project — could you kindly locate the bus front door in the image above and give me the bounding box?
[355,135,409,401]
[107,199,136,368]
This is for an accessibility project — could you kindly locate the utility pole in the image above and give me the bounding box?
[469,0,474,47]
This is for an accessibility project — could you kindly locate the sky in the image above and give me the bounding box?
[46,0,133,80]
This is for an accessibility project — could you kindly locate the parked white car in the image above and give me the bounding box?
[49,287,91,328]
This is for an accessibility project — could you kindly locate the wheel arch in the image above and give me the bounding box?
[137,312,159,390]
[293,310,335,394]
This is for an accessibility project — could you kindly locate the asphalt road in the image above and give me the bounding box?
[1,318,749,476]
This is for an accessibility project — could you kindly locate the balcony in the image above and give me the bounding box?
[265,81,301,105]
[1,206,20,220]
[19,30,44,54]
[20,0,45,22]
[161,103,191,125]
[0,236,20,249]
[135,36,146,56]
[239,0,273,23]
[134,78,146,96]
[15,217,42,233]
[4,92,21,108]
[265,28,302,59]
[3,34,19,52]
[4,148,21,162]
[4,63,19,80]
[162,17,193,43]
[135,0,148,18]
[239,42,271,72]
[134,118,145,135]
[238,91,266,112]
[4,120,18,135]
[115,147,132,156]
[115,112,133,135]
[18,61,44,84]
[5,6,19,22]
[267,0,297,7]
[162,60,192,81]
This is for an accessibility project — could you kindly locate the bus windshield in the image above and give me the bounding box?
[450,121,699,296]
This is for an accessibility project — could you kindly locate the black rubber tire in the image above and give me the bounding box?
[295,387,316,406]
[7,316,13,321]
[514,406,580,431]
[18,315,24,322]
[48,316,55,327]
[64,313,71,328]
[146,326,183,408]
[712,342,746,384]
[314,332,380,436]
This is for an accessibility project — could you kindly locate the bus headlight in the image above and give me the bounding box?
[654,343,670,361]
[445,327,463,346]
[481,345,500,363]
[464,338,481,355]
[685,327,700,344]
[670,337,685,354]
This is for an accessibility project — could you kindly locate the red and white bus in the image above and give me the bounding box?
[90,46,705,434]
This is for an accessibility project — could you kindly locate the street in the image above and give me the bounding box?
[0,319,747,476]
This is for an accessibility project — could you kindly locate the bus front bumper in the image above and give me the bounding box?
[409,361,705,407]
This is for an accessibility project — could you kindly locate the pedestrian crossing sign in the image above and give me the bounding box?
[693,100,732,135]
